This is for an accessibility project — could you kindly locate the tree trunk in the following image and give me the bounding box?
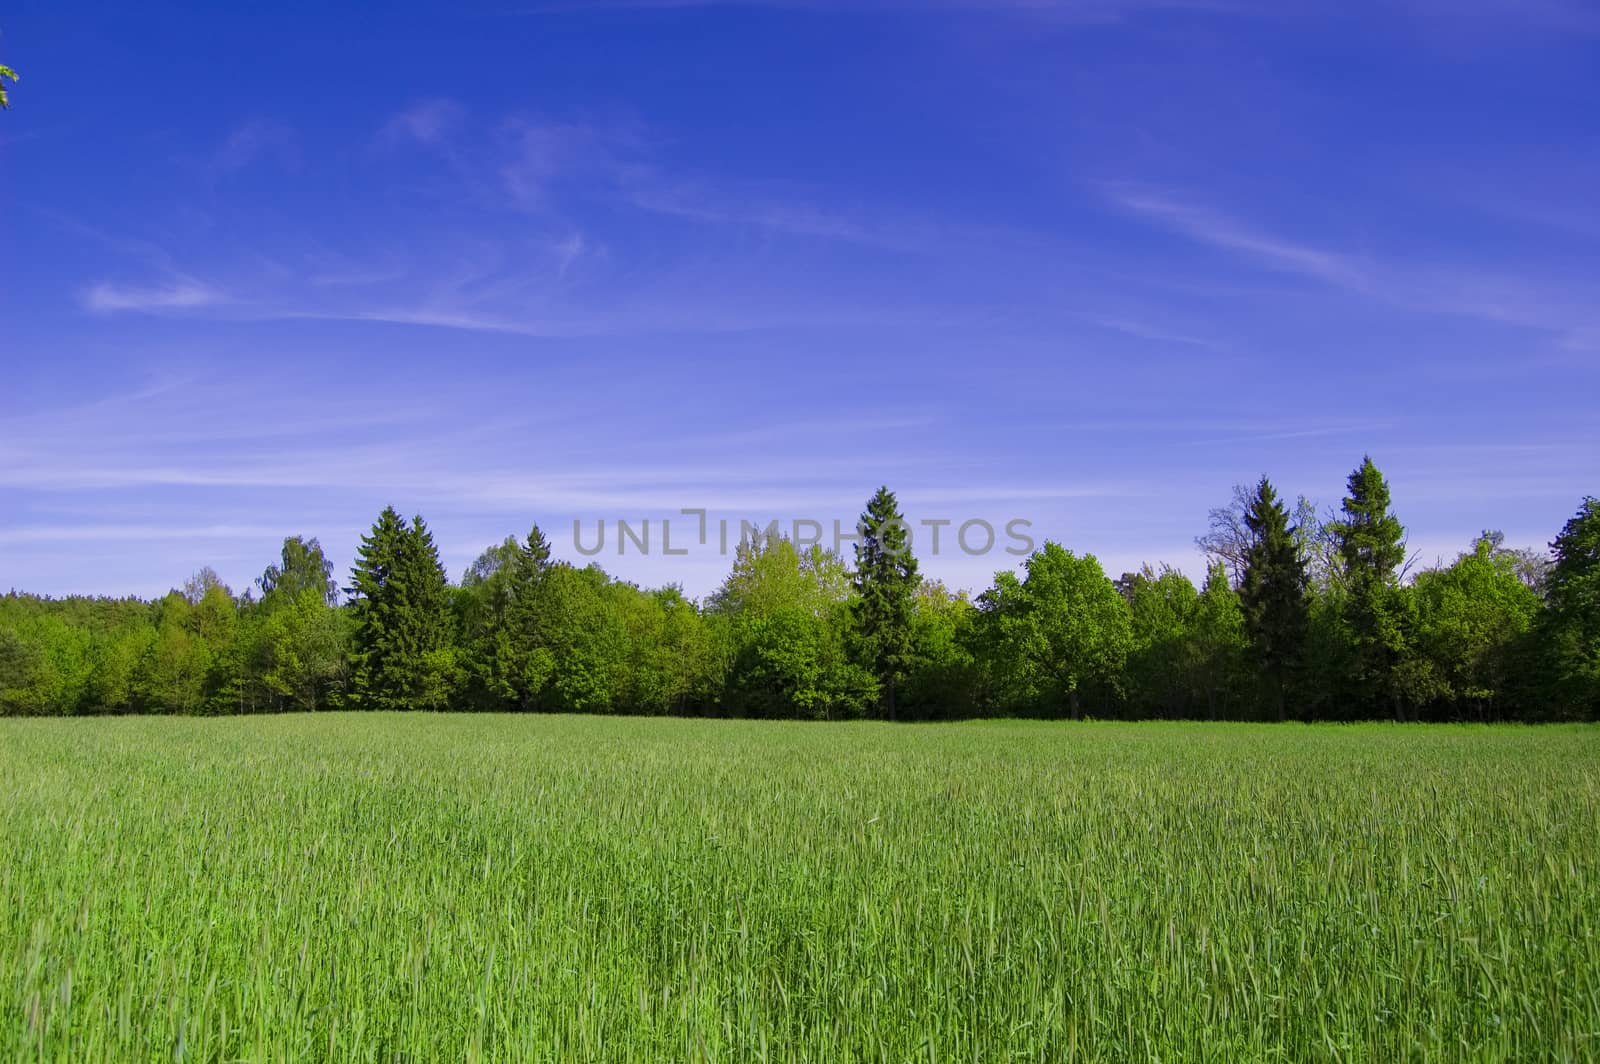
[1069,687,1081,721]
[886,680,897,723]
[1276,680,1286,723]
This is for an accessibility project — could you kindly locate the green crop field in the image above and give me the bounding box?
[2,716,1597,1061]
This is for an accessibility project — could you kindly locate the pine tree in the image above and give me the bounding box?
[851,486,919,721]
[1330,456,1411,719]
[1239,476,1309,721]
[348,507,454,710]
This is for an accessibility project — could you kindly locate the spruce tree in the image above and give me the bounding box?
[348,507,454,710]
[502,524,556,708]
[1330,456,1411,719]
[1239,476,1309,721]
[851,486,919,721]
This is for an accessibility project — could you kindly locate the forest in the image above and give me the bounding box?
[3,457,1597,722]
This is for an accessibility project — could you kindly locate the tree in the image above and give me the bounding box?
[87,622,153,713]
[254,589,352,712]
[348,507,456,711]
[136,593,212,713]
[457,526,555,710]
[713,533,874,720]
[191,580,241,712]
[527,564,626,714]
[0,62,16,109]
[1191,562,1248,720]
[851,486,919,721]
[182,566,229,606]
[617,585,717,716]
[901,581,979,721]
[1200,485,1341,594]
[1541,497,1600,718]
[1195,483,1254,587]
[259,536,339,606]
[0,618,91,715]
[1472,530,1553,596]
[1123,565,1200,717]
[1239,477,1309,721]
[977,543,1131,718]
[1412,535,1541,719]
[1329,456,1412,719]
[1292,495,1343,593]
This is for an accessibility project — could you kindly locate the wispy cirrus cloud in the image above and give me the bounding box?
[69,101,1022,337]
[0,524,290,546]
[1103,184,1369,289]
[622,178,963,251]
[376,101,1008,253]
[377,98,467,149]
[82,277,225,313]
[212,119,299,174]
[1102,183,1600,346]
[495,115,651,210]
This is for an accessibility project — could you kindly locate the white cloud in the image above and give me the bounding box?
[213,119,298,173]
[378,99,467,148]
[0,524,288,545]
[82,279,224,313]
[1103,183,1600,344]
[1104,185,1368,288]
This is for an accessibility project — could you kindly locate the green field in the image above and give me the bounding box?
[2,717,1597,1061]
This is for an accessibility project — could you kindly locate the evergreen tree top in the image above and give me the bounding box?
[1334,456,1406,584]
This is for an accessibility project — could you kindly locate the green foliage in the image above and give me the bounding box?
[0,63,16,109]
[1540,497,1600,716]
[258,535,339,605]
[716,534,875,719]
[615,585,719,716]
[851,486,919,719]
[348,508,456,711]
[1332,456,1407,579]
[1330,457,1413,717]
[1297,585,1353,721]
[1411,536,1541,717]
[1122,565,1201,717]
[255,589,353,711]
[0,479,1594,723]
[1192,563,1250,719]
[456,526,557,709]
[977,542,1131,718]
[135,593,214,714]
[1239,477,1310,719]
[0,615,91,715]
[899,580,979,720]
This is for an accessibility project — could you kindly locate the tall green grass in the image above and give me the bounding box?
[2,715,1596,1061]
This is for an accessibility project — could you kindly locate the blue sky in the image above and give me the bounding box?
[2,1,1597,599]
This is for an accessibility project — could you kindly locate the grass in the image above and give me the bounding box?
[2,715,1597,1062]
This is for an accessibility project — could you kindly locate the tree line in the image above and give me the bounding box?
[2,459,1596,721]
